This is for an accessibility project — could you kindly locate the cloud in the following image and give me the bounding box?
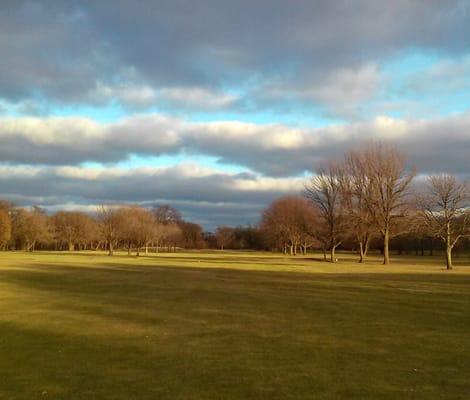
[1,1,469,114]
[246,63,381,118]
[0,163,305,228]
[406,55,470,95]
[1,113,469,176]
[89,82,158,109]
[0,115,180,165]
[154,87,238,111]
[2,1,469,227]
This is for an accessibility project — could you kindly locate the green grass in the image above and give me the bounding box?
[0,251,469,399]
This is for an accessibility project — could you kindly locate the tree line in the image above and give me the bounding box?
[0,203,206,255]
[0,142,468,269]
[260,143,469,269]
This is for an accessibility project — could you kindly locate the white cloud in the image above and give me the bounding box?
[305,63,380,105]
[248,63,381,118]
[155,87,237,110]
[86,81,238,111]
[0,112,469,176]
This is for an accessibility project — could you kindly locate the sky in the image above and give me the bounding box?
[1,0,470,229]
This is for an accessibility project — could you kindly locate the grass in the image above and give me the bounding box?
[0,251,469,399]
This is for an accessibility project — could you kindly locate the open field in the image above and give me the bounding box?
[0,251,469,399]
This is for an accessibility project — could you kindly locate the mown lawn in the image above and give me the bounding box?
[0,251,469,399]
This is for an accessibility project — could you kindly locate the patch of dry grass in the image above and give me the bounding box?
[0,251,468,399]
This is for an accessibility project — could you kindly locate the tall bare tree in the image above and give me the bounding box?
[341,151,377,262]
[358,143,415,264]
[305,161,346,262]
[417,174,469,270]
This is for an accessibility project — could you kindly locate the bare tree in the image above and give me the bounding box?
[261,196,315,256]
[152,205,185,251]
[131,206,156,256]
[165,223,183,251]
[0,209,11,250]
[358,143,415,265]
[341,151,377,262]
[0,201,13,213]
[119,206,139,255]
[153,205,182,225]
[152,222,167,253]
[215,226,234,250]
[11,208,51,251]
[417,174,469,270]
[97,206,124,256]
[297,203,318,255]
[178,222,206,250]
[51,211,95,251]
[305,161,346,262]
[79,215,101,250]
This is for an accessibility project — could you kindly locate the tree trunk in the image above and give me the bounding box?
[445,246,453,270]
[68,242,75,251]
[330,246,336,263]
[444,221,453,269]
[364,237,370,258]
[383,230,390,265]
[145,245,149,256]
[358,235,370,263]
[108,242,113,256]
[358,242,365,263]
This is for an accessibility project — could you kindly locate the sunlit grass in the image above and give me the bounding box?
[0,251,469,399]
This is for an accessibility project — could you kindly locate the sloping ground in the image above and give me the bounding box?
[0,251,469,399]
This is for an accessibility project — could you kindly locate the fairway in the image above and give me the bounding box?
[0,252,469,399]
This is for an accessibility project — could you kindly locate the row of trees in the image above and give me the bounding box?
[0,143,468,269]
[0,203,205,255]
[260,143,469,269]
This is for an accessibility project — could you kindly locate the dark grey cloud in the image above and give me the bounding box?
[0,164,303,228]
[1,0,469,110]
[0,1,111,102]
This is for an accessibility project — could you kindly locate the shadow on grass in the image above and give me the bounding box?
[1,261,470,399]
